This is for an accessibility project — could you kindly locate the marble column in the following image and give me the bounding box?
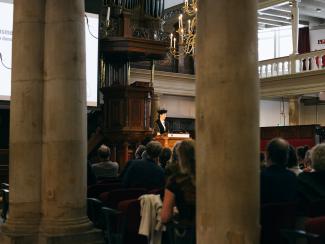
[39,0,103,243]
[289,96,300,125]
[1,0,45,243]
[196,0,260,243]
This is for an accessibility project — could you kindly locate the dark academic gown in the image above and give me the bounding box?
[155,119,168,134]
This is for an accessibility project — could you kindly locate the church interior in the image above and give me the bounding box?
[0,0,325,243]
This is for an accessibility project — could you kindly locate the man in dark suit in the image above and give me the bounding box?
[155,108,168,134]
[122,141,165,190]
[260,138,297,204]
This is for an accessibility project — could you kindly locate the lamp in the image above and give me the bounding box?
[169,0,197,58]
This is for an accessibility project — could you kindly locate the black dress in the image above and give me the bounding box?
[166,174,195,224]
[155,119,168,134]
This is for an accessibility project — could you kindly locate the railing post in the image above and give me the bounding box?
[290,55,296,74]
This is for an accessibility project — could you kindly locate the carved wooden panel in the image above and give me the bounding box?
[108,99,125,128]
[129,98,143,129]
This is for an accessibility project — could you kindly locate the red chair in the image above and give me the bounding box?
[87,182,123,198]
[281,215,325,244]
[99,188,147,209]
[306,216,325,235]
[117,199,147,244]
[148,188,164,199]
[261,202,297,244]
[97,177,121,185]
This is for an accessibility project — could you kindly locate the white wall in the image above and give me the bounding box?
[260,99,289,127]
[300,104,325,125]
[158,95,290,127]
[160,95,195,118]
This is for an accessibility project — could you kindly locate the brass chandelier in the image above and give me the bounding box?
[169,0,197,58]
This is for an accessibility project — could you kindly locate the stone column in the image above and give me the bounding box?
[39,0,103,243]
[291,0,299,55]
[290,0,299,73]
[1,1,45,243]
[196,0,259,243]
[289,96,300,125]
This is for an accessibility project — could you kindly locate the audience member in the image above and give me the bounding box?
[161,139,196,225]
[165,141,181,178]
[122,141,165,190]
[142,134,153,146]
[119,145,146,179]
[303,150,313,172]
[287,145,302,176]
[297,145,309,169]
[260,138,297,204]
[92,145,119,179]
[134,144,146,160]
[298,143,325,202]
[159,147,172,169]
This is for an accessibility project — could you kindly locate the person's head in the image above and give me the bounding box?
[287,145,299,168]
[311,143,325,172]
[135,145,146,159]
[304,150,312,167]
[142,134,153,146]
[98,144,111,160]
[266,138,289,166]
[297,145,309,161]
[177,139,195,176]
[157,108,167,121]
[172,141,181,164]
[145,141,163,160]
[159,147,172,168]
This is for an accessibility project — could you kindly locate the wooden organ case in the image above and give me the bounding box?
[99,0,168,168]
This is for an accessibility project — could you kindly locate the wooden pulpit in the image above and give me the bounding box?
[155,133,191,149]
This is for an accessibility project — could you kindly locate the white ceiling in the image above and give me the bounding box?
[164,0,325,29]
[164,0,183,9]
[259,0,325,29]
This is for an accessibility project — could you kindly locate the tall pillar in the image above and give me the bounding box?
[290,0,299,73]
[40,0,103,243]
[196,0,259,243]
[291,0,299,55]
[1,0,45,243]
[289,96,300,125]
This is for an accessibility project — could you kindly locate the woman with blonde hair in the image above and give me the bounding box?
[161,139,196,243]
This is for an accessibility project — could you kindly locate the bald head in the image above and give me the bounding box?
[266,138,289,166]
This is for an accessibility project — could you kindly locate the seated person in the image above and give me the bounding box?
[159,147,172,169]
[260,138,297,204]
[154,108,169,134]
[287,145,302,176]
[298,143,325,203]
[122,141,165,190]
[161,139,196,225]
[92,145,119,179]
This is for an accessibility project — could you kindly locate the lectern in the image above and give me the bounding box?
[155,133,191,149]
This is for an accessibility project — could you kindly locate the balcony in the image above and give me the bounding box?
[259,49,325,97]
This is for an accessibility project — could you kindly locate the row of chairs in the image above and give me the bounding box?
[87,187,164,244]
[261,201,325,244]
